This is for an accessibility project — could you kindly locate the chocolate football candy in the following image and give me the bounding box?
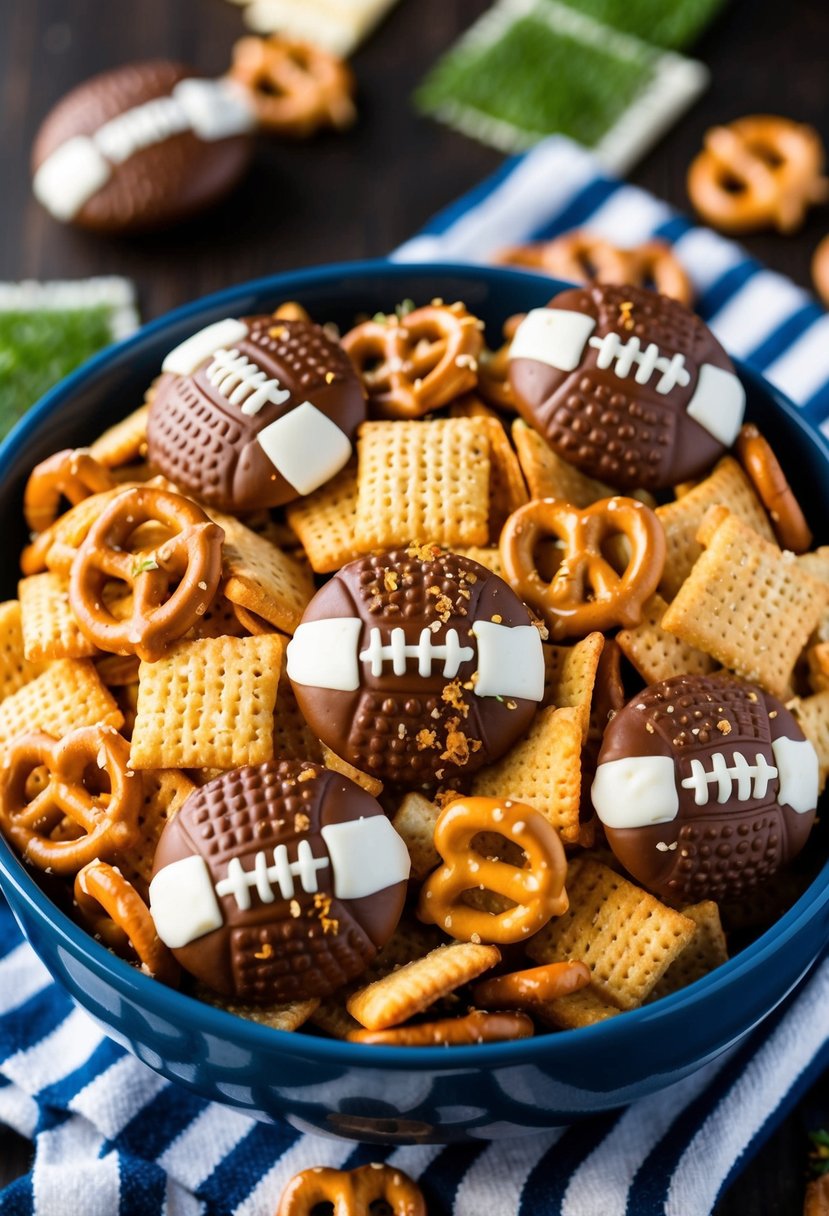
[148,760,410,1002]
[31,61,257,233]
[508,283,746,490]
[147,314,366,512]
[287,547,545,786]
[591,673,818,903]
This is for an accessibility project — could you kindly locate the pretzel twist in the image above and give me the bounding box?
[277,1163,426,1216]
[812,234,829,308]
[342,303,483,419]
[69,486,224,662]
[735,423,813,553]
[417,796,568,944]
[477,313,525,411]
[24,448,115,535]
[228,36,356,137]
[348,1009,535,1046]
[472,961,591,1009]
[687,116,829,233]
[0,726,141,874]
[74,861,180,985]
[500,497,665,640]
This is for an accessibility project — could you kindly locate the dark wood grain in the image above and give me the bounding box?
[1,0,828,1209]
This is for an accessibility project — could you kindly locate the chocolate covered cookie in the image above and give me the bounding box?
[591,673,819,902]
[32,61,256,233]
[147,314,366,512]
[286,546,546,786]
[508,283,745,490]
[149,760,409,1002]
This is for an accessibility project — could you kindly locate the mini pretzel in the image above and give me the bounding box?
[478,313,525,411]
[687,116,829,234]
[735,423,813,553]
[24,448,115,535]
[417,796,568,944]
[472,960,591,1009]
[74,861,179,984]
[500,496,666,640]
[0,726,141,874]
[342,303,483,419]
[277,1164,426,1216]
[228,36,355,137]
[69,486,225,662]
[812,234,829,308]
[348,1009,534,1046]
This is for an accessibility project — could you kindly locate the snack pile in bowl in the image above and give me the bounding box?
[1,284,827,1047]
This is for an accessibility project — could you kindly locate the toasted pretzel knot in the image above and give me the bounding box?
[69,486,225,662]
[74,861,179,984]
[735,423,813,553]
[277,1163,426,1216]
[0,726,141,874]
[687,115,829,234]
[500,496,666,640]
[417,797,568,944]
[342,303,484,419]
[472,960,591,1010]
[228,35,355,136]
[23,448,115,535]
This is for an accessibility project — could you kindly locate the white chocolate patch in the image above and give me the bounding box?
[32,136,110,222]
[591,755,679,828]
[509,308,596,372]
[680,751,777,805]
[685,363,745,446]
[173,77,257,141]
[772,736,819,814]
[162,318,249,375]
[471,621,544,701]
[321,816,411,900]
[256,400,352,495]
[287,618,362,691]
[359,627,473,678]
[149,854,223,948]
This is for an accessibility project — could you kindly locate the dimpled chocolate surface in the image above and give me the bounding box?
[509,284,737,490]
[147,316,366,512]
[31,61,253,233]
[151,760,407,1002]
[290,548,541,786]
[594,674,817,903]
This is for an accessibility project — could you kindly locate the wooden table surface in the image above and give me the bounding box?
[1,0,828,1210]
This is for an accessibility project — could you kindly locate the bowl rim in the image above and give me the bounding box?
[1,255,827,1070]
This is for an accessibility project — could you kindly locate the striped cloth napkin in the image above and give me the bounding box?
[2,135,829,1216]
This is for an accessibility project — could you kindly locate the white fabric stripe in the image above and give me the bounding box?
[232,1134,354,1216]
[386,1143,445,1177]
[670,228,745,294]
[2,1007,103,1096]
[0,1079,39,1138]
[580,185,672,245]
[666,958,829,1216]
[0,943,53,1015]
[706,271,809,358]
[32,1118,120,1216]
[69,1054,169,1139]
[763,314,829,404]
[453,1131,561,1215]
[166,1180,207,1216]
[158,1103,253,1191]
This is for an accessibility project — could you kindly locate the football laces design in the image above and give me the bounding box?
[206,347,291,416]
[358,626,474,678]
[95,96,190,163]
[215,841,329,911]
[680,751,778,806]
[587,332,691,395]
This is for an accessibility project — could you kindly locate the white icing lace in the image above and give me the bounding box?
[94,96,190,164]
[587,333,691,395]
[215,843,329,911]
[206,348,291,416]
[359,627,474,678]
[680,751,778,806]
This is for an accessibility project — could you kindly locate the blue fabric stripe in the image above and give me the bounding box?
[745,304,822,370]
[802,378,829,425]
[195,1121,300,1212]
[114,1083,206,1163]
[116,1153,169,1216]
[36,1038,121,1114]
[0,1175,35,1216]
[697,258,758,318]
[531,177,622,241]
[418,1143,485,1214]
[653,215,692,244]
[518,1113,624,1215]
[417,154,523,236]
[0,990,72,1061]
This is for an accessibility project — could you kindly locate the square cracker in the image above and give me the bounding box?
[511,419,614,506]
[542,633,604,739]
[532,987,619,1030]
[272,651,323,764]
[18,572,98,661]
[285,463,362,574]
[616,592,717,685]
[211,511,314,634]
[650,901,728,1000]
[472,705,582,843]
[483,416,528,536]
[0,601,45,703]
[355,419,490,550]
[113,769,197,894]
[0,659,123,751]
[391,792,441,881]
[454,546,504,579]
[130,635,283,770]
[656,457,775,600]
[89,402,150,467]
[526,858,696,1010]
[661,508,829,698]
[787,690,829,793]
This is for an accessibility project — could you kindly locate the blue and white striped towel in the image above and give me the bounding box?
[2,135,829,1216]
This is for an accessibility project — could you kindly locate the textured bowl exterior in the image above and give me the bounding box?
[0,260,828,1143]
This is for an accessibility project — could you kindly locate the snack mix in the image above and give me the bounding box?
[1,283,826,1045]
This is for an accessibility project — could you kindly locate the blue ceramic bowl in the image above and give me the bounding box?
[0,260,827,1145]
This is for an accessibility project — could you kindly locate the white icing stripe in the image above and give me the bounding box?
[680,751,777,806]
[215,842,330,910]
[685,362,745,446]
[359,626,473,678]
[205,347,290,415]
[321,816,410,899]
[471,620,544,701]
[162,318,249,375]
[149,855,223,949]
[287,618,362,691]
[591,755,679,828]
[509,307,596,371]
[587,332,690,394]
[95,96,191,164]
[772,736,819,814]
[255,400,353,495]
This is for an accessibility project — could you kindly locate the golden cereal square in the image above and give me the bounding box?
[89,402,150,467]
[355,419,490,549]
[483,416,528,536]
[18,572,98,661]
[130,635,283,770]
[0,601,45,703]
[532,987,620,1030]
[511,419,613,506]
[788,690,829,793]
[0,659,123,751]
[650,901,728,999]
[391,792,442,881]
[285,463,362,574]
[212,512,314,634]
[113,769,197,894]
[453,547,504,579]
[616,593,717,685]
[542,633,604,738]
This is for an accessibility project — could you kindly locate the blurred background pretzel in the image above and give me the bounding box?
[228,35,356,137]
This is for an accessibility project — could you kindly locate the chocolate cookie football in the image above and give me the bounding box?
[32,61,256,232]
[146,314,366,511]
[148,760,410,1002]
[590,673,819,903]
[286,547,546,786]
[508,283,746,490]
